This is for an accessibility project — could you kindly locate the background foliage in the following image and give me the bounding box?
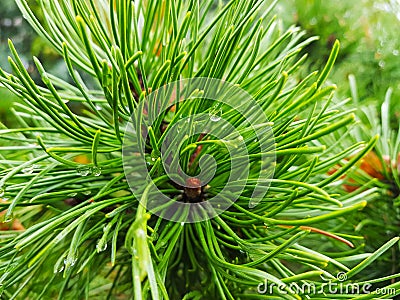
[277,0,400,124]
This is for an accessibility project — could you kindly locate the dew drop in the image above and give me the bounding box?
[83,190,91,196]
[92,166,102,176]
[64,256,77,268]
[54,263,64,273]
[68,192,78,197]
[209,109,222,122]
[210,115,221,122]
[22,165,35,174]
[0,187,5,197]
[3,214,13,223]
[96,240,107,252]
[77,166,90,176]
[393,49,399,56]
[249,200,258,208]
[180,222,185,226]
[95,105,103,111]
[379,60,385,68]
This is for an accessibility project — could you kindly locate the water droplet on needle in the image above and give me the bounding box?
[77,166,90,176]
[22,165,35,174]
[209,107,222,122]
[92,166,102,176]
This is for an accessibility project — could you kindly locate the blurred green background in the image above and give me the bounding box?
[0,0,69,126]
[276,0,400,122]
